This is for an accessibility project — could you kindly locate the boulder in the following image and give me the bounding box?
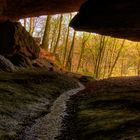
[0,20,40,67]
[0,55,16,72]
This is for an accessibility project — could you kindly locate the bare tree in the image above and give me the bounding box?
[29,17,35,35]
[62,14,72,65]
[53,14,63,54]
[76,33,91,72]
[108,39,125,77]
[65,31,76,71]
[24,18,27,29]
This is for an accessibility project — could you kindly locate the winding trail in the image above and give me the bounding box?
[21,82,85,140]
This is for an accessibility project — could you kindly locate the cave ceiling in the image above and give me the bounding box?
[0,0,140,41]
[0,0,85,20]
[70,0,140,41]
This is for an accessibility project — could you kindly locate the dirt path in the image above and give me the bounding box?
[18,82,85,140]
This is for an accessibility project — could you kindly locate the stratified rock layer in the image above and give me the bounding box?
[70,0,140,41]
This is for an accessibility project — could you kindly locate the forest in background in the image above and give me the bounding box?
[20,13,140,79]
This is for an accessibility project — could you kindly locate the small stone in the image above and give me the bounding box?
[0,55,16,72]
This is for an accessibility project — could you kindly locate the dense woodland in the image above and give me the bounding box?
[21,13,140,79]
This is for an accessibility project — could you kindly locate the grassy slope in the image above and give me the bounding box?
[0,70,78,139]
[71,76,140,140]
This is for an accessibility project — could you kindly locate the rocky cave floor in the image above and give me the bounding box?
[0,68,79,139]
[59,76,140,140]
[0,69,140,140]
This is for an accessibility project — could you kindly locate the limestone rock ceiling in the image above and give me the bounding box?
[0,0,85,20]
[70,0,140,41]
[0,0,140,41]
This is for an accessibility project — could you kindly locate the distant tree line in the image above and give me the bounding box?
[21,14,140,79]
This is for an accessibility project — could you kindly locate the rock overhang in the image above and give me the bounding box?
[0,0,140,41]
[0,0,85,20]
[70,0,140,41]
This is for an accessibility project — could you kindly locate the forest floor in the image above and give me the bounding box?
[0,68,79,139]
[60,76,140,140]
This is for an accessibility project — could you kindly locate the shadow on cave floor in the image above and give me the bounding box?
[60,76,140,140]
[0,69,78,139]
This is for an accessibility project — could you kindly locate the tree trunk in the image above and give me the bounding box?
[29,17,35,35]
[94,36,106,79]
[107,38,118,75]
[42,15,52,51]
[76,33,90,72]
[24,18,27,29]
[62,14,72,66]
[50,16,60,52]
[137,61,140,75]
[108,39,125,77]
[135,43,140,75]
[53,14,63,54]
[65,31,76,71]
